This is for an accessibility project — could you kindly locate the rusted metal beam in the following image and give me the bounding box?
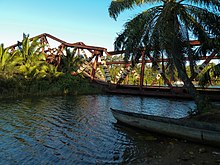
[6,33,107,52]
[64,43,106,51]
[107,40,202,55]
[43,33,67,44]
[104,55,219,65]
[44,33,107,51]
[6,33,46,49]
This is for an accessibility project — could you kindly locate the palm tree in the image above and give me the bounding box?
[0,44,23,78]
[60,47,79,73]
[17,34,62,80]
[109,0,220,113]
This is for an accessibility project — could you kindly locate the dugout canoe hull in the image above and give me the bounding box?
[111,108,220,146]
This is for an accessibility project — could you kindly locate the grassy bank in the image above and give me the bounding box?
[0,74,104,99]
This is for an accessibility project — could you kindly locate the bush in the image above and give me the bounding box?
[0,74,103,99]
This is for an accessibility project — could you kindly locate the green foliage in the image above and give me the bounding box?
[0,44,23,78]
[0,34,103,99]
[15,34,63,80]
[0,73,102,99]
[60,47,78,73]
[198,63,220,87]
[194,96,214,115]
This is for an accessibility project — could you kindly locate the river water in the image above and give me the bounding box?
[0,95,195,164]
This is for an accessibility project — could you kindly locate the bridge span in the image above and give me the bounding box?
[6,33,220,101]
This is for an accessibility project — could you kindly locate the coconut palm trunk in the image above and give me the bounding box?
[169,48,197,97]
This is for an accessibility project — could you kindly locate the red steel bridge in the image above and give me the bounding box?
[6,33,220,100]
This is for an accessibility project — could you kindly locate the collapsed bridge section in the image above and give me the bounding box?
[5,33,220,100]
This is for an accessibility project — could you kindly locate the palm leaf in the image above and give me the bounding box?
[0,44,3,60]
[188,0,220,11]
[1,48,10,68]
[199,64,220,87]
[109,0,161,20]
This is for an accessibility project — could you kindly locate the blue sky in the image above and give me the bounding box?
[0,0,150,50]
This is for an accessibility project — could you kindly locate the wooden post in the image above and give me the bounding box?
[140,51,145,89]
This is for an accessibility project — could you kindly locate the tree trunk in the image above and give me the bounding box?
[188,50,196,79]
[171,52,207,114]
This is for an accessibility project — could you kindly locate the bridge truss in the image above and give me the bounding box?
[5,33,220,100]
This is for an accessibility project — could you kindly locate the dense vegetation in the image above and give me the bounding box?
[0,35,102,99]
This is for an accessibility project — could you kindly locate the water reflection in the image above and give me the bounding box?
[0,95,195,164]
[109,95,195,118]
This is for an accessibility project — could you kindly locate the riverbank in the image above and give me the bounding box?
[164,109,220,165]
[144,135,220,165]
[111,104,220,164]
[190,107,220,124]
[0,74,104,99]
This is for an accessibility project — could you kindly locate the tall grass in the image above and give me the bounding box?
[0,74,103,99]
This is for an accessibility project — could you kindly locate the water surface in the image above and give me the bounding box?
[0,95,195,164]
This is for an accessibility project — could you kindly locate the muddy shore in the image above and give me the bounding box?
[146,137,220,165]
[118,109,220,164]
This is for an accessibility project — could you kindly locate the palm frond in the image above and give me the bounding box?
[0,44,4,60]
[162,3,220,59]
[186,0,220,11]
[198,63,220,87]
[185,5,220,36]
[114,6,162,51]
[109,0,161,20]
[28,37,40,55]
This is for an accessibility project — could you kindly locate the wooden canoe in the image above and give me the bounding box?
[110,108,220,146]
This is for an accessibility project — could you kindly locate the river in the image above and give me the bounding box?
[0,95,195,164]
